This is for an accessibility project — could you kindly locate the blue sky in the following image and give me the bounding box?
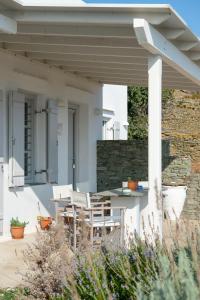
[85,0,200,36]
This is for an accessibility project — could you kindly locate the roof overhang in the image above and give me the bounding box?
[0,2,199,90]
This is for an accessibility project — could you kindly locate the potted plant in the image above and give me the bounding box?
[10,217,28,239]
[128,177,139,191]
[37,216,52,230]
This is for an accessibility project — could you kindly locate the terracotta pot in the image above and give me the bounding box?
[11,226,25,239]
[128,180,139,191]
[40,217,52,230]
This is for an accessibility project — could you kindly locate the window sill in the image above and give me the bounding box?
[24,183,47,187]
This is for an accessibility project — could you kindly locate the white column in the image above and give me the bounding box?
[148,55,163,240]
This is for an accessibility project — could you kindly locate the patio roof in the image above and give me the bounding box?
[0,1,199,90]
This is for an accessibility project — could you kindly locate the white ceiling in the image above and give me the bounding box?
[0,2,199,90]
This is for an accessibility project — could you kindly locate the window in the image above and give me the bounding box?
[8,91,58,187]
[24,96,35,184]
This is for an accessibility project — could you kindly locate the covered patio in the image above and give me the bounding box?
[0,1,200,237]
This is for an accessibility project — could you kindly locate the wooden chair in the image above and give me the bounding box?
[51,184,73,222]
[62,191,126,249]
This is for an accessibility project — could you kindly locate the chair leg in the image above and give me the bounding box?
[90,210,94,247]
[90,227,93,247]
[55,202,59,224]
[120,209,125,246]
[73,206,77,251]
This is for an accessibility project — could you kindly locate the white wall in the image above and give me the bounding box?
[0,96,3,235]
[0,49,102,236]
[102,84,128,140]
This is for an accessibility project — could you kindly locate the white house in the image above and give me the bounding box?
[102,84,128,140]
[0,0,127,237]
[0,0,200,238]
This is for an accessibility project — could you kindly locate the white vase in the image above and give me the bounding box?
[162,186,187,220]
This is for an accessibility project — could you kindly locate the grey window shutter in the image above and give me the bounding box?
[8,91,25,187]
[47,99,58,184]
[34,96,47,183]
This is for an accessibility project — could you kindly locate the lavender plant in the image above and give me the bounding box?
[19,219,200,300]
[138,250,200,300]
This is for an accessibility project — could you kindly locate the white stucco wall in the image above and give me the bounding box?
[0,49,102,237]
[102,84,128,140]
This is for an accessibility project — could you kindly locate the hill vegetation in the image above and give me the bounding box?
[128,86,174,139]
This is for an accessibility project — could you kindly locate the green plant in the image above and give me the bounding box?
[0,288,26,300]
[128,86,174,139]
[10,217,28,228]
[138,249,200,300]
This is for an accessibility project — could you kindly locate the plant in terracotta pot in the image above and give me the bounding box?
[38,216,52,230]
[128,177,139,191]
[10,217,29,239]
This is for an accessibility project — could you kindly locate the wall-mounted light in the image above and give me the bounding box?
[123,121,129,129]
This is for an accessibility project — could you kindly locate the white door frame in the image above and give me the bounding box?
[68,104,79,190]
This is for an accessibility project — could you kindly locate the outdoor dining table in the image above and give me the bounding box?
[93,188,148,246]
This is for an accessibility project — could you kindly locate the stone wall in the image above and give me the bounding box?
[182,174,200,219]
[97,140,191,190]
[162,90,200,219]
[97,140,200,219]
[163,91,200,143]
[97,90,200,220]
[97,140,148,192]
[163,90,200,168]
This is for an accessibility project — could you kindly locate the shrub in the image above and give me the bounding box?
[22,224,74,300]
[21,220,200,300]
[74,242,159,300]
[138,250,200,300]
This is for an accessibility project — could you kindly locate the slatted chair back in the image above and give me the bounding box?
[52,184,73,200]
[52,185,73,222]
[71,191,90,208]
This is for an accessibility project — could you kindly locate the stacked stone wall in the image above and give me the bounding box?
[97,91,200,220]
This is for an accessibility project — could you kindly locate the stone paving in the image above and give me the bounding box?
[0,234,35,289]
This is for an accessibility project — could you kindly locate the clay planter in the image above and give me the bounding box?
[128,180,139,191]
[40,217,52,230]
[10,226,25,239]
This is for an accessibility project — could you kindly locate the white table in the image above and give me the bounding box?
[94,188,148,247]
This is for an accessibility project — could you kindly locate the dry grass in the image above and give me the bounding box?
[164,218,200,247]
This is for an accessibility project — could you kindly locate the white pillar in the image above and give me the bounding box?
[148,55,163,240]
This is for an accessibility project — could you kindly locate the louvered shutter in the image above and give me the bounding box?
[8,91,25,187]
[34,95,47,183]
[47,99,58,184]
